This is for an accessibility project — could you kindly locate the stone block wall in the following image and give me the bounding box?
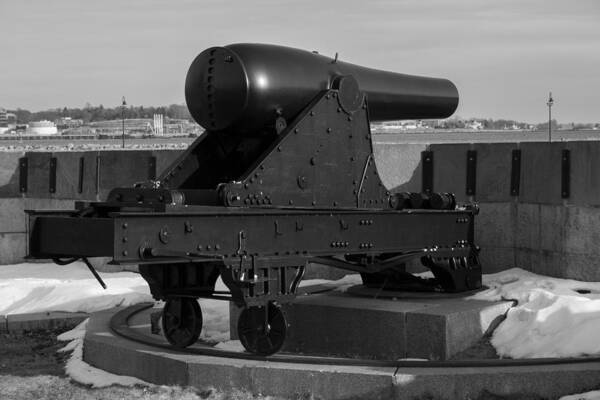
[372,140,600,281]
[0,150,182,264]
[1,141,599,281]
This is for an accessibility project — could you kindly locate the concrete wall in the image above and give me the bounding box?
[0,150,182,264]
[1,141,600,281]
[373,141,600,281]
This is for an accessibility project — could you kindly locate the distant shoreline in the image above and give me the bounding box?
[1,129,600,152]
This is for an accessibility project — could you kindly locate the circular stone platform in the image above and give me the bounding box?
[82,305,600,399]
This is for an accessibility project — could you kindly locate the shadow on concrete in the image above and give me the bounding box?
[0,158,21,197]
[388,158,422,194]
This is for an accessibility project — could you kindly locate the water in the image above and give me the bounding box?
[372,130,600,144]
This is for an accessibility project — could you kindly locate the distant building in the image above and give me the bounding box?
[379,120,426,130]
[28,120,58,135]
[465,120,483,130]
[90,118,153,134]
[0,108,8,134]
[153,114,164,135]
[55,117,84,129]
[398,120,427,130]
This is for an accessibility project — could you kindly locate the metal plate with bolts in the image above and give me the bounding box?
[561,149,570,199]
[466,150,477,196]
[510,149,521,196]
[422,150,433,194]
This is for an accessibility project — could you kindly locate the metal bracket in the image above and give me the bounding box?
[274,220,283,236]
[19,157,28,193]
[158,226,170,244]
[339,218,349,230]
[49,157,57,194]
[95,155,101,195]
[510,149,521,196]
[356,154,372,206]
[236,230,247,255]
[422,151,433,194]
[290,265,306,294]
[78,157,85,194]
[82,257,107,289]
[561,149,570,199]
[466,150,477,196]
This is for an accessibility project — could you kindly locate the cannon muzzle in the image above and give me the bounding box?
[185,43,458,134]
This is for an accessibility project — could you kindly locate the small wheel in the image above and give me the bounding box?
[162,297,202,348]
[237,302,287,356]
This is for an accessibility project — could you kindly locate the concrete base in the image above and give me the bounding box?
[232,290,512,361]
[3,311,88,333]
[83,306,600,399]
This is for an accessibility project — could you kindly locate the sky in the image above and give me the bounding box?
[1,0,599,123]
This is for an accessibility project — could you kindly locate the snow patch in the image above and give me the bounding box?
[472,268,600,303]
[300,274,363,292]
[560,390,600,400]
[0,261,152,315]
[472,268,600,358]
[4,262,600,366]
[198,298,230,343]
[214,340,245,352]
[57,319,152,388]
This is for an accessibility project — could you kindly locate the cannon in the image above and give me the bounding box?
[26,43,481,355]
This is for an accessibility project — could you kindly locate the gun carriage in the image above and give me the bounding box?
[27,43,482,355]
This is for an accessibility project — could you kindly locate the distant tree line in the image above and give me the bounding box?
[8,103,191,124]
[438,118,598,131]
[8,105,598,131]
[437,118,533,130]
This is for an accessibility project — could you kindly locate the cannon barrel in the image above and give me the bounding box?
[185,43,458,133]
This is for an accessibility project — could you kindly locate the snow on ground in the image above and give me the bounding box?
[471,268,600,358]
[3,263,600,360]
[0,261,361,344]
[0,261,153,315]
[57,319,152,388]
[197,297,230,343]
[214,340,246,352]
[473,268,600,303]
[299,274,363,292]
[2,262,600,365]
[0,262,365,387]
[560,390,600,400]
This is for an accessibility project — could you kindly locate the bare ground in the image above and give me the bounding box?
[0,329,518,400]
[0,330,273,400]
[0,329,69,377]
[0,376,240,400]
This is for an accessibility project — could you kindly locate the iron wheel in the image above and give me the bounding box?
[237,302,287,356]
[162,297,203,348]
